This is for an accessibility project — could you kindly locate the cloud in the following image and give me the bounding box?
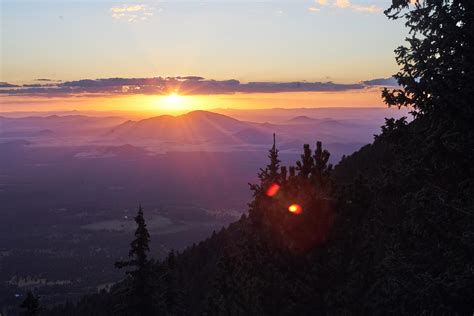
[22,83,57,88]
[111,4,145,13]
[0,82,19,88]
[310,0,381,13]
[110,4,154,22]
[362,77,399,86]
[0,76,398,97]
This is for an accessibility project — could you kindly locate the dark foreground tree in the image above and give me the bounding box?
[383,0,474,163]
[19,291,40,316]
[115,205,158,315]
[330,1,474,313]
[248,133,281,226]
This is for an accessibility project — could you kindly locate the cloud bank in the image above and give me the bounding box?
[0,77,398,97]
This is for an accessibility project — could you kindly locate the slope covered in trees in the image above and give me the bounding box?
[46,117,473,314]
[45,0,473,314]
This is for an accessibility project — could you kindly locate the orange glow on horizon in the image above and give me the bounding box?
[266,183,280,197]
[288,204,302,214]
[0,89,386,114]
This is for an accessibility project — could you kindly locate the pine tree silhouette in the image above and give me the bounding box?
[115,204,155,316]
[296,144,314,178]
[257,133,281,187]
[311,141,332,189]
[266,133,281,182]
[249,134,281,225]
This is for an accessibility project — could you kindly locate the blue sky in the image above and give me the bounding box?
[1,0,407,84]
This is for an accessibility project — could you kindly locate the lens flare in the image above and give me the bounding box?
[266,183,280,197]
[288,204,302,214]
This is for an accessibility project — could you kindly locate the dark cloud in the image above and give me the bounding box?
[241,81,364,93]
[0,82,20,88]
[0,76,392,97]
[35,78,54,82]
[363,77,398,87]
[23,83,57,88]
[62,77,167,88]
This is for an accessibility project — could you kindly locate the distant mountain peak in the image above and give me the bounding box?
[292,115,313,120]
[107,110,248,142]
[287,115,318,123]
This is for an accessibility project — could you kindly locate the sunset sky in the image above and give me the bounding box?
[1,0,407,114]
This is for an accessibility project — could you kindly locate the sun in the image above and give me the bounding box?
[154,92,204,112]
[159,92,188,111]
[165,92,181,104]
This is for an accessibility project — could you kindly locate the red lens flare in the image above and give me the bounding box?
[266,183,280,197]
[288,204,302,214]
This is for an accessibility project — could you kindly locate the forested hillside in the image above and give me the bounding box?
[22,0,473,315]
